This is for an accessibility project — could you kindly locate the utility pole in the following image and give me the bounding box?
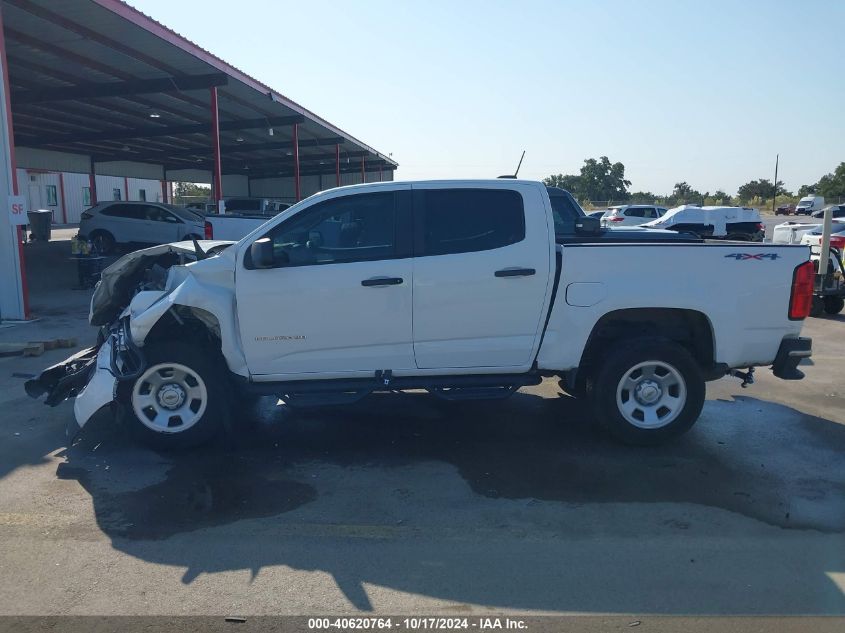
[772,154,779,215]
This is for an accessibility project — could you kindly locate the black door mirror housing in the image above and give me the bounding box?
[250,238,276,268]
[575,215,602,234]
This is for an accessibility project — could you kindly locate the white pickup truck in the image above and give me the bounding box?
[27,180,814,448]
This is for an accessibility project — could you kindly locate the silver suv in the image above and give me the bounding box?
[79,201,205,254]
[601,204,667,228]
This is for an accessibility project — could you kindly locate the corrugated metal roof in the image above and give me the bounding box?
[2,0,397,179]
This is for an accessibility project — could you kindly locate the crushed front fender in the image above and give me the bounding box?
[25,344,100,406]
[73,339,117,429]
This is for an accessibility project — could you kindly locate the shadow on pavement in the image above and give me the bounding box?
[51,389,845,613]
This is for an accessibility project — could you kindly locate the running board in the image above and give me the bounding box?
[242,371,542,406]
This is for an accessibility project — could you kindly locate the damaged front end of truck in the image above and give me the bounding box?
[25,239,239,436]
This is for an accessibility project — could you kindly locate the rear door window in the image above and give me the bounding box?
[418,189,525,256]
[626,207,646,218]
[100,203,146,220]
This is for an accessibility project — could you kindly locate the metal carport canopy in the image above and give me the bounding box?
[0,0,397,320]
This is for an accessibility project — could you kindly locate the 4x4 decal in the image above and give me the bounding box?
[724,253,780,260]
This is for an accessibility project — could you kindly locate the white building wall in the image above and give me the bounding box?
[63,172,92,223]
[17,170,63,223]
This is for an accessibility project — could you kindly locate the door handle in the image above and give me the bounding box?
[361,276,403,287]
[495,268,536,278]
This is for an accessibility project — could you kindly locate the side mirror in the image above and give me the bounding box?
[575,215,602,234]
[250,238,276,268]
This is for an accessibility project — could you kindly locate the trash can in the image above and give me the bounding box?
[27,209,52,241]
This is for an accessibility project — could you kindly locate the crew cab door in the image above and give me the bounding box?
[236,187,415,378]
[411,184,553,370]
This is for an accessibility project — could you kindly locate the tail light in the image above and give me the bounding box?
[756,223,764,232]
[829,236,845,250]
[788,260,815,320]
[204,221,213,240]
[609,216,626,222]
[81,212,93,220]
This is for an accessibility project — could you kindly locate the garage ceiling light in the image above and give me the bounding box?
[236,136,244,142]
[149,112,160,118]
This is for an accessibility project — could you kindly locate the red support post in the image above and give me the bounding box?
[361,156,365,183]
[0,4,29,318]
[335,143,340,188]
[210,86,223,204]
[293,122,301,202]
[58,172,67,223]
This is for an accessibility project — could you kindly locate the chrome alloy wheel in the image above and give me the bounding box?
[131,362,208,434]
[615,360,687,429]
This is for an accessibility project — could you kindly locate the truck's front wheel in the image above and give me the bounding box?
[116,341,230,449]
[591,339,705,445]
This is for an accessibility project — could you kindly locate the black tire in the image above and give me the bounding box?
[810,296,825,318]
[824,296,845,315]
[115,341,231,449]
[590,338,705,445]
[90,230,116,255]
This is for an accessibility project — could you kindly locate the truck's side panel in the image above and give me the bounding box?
[537,242,808,372]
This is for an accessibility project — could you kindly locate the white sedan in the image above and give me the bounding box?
[800,220,845,251]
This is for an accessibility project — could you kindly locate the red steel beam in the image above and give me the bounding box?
[210,86,222,202]
[293,123,301,202]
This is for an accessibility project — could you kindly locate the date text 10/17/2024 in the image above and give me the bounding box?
[307,618,528,631]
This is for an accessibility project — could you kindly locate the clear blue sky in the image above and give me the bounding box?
[132,0,844,195]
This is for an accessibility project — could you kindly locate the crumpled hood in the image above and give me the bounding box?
[89,240,234,326]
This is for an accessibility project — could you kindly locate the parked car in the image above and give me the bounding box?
[795,195,825,215]
[800,220,845,250]
[641,205,765,241]
[601,204,667,227]
[29,180,813,450]
[775,204,796,216]
[811,204,845,219]
[79,201,206,254]
[772,220,823,244]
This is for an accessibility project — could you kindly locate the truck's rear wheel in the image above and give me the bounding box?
[590,339,705,445]
[116,341,230,449]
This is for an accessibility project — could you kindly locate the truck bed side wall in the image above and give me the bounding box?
[537,243,808,371]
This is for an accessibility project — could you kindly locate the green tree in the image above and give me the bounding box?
[543,173,581,194]
[173,182,212,200]
[711,190,731,205]
[797,183,817,197]
[544,156,631,202]
[736,179,790,201]
[578,156,631,201]
[669,181,704,204]
[629,191,656,203]
[815,162,845,199]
